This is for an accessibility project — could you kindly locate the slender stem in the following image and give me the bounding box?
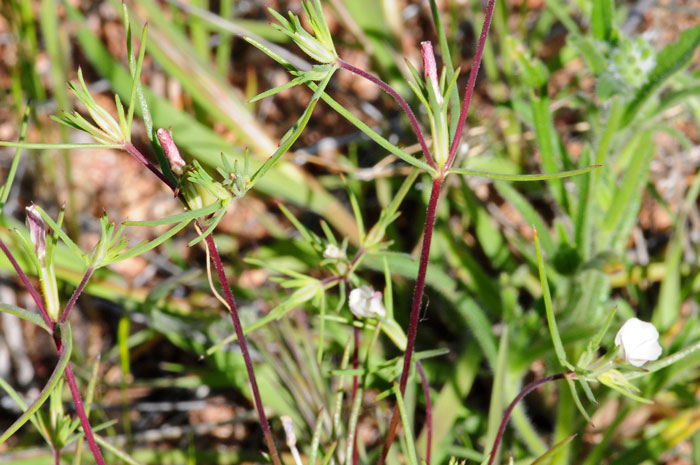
[60,267,94,324]
[445,0,497,169]
[0,239,53,330]
[416,361,432,465]
[377,176,443,465]
[54,447,60,465]
[63,364,106,465]
[125,138,281,464]
[123,142,176,191]
[203,233,283,465]
[487,373,567,465]
[336,59,436,169]
[0,235,105,463]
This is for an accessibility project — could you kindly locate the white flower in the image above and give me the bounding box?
[348,285,385,319]
[614,318,662,367]
[323,244,345,260]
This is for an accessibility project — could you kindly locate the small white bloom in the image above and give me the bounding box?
[349,285,385,319]
[323,244,345,260]
[614,318,662,367]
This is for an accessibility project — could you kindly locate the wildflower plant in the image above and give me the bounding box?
[1,1,700,465]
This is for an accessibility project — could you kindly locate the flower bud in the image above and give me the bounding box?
[349,285,385,319]
[421,41,442,106]
[614,318,662,367]
[156,128,186,176]
[25,205,46,263]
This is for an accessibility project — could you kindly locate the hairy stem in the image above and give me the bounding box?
[416,361,432,465]
[0,239,107,463]
[336,59,435,168]
[487,373,567,465]
[204,233,283,465]
[0,239,52,330]
[378,176,443,465]
[123,142,176,191]
[445,0,497,169]
[123,142,281,463]
[60,267,94,324]
[63,363,106,465]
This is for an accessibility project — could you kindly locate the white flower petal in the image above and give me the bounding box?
[349,285,385,319]
[614,318,662,367]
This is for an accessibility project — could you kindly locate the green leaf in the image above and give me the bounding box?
[104,220,190,265]
[34,205,88,265]
[530,93,568,210]
[494,182,556,256]
[428,0,460,138]
[393,382,419,465]
[0,303,50,333]
[126,23,148,134]
[449,165,599,181]
[485,325,509,457]
[531,434,577,465]
[125,202,222,227]
[591,0,615,42]
[621,23,700,127]
[0,323,72,443]
[249,66,336,186]
[315,87,436,174]
[0,106,30,211]
[533,227,574,371]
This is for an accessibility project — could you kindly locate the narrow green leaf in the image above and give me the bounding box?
[0,303,50,333]
[0,323,72,443]
[125,202,221,227]
[34,206,88,264]
[105,221,190,265]
[249,74,308,102]
[0,141,121,150]
[622,24,700,127]
[531,434,577,465]
[533,227,573,370]
[450,165,599,181]
[494,182,556,256]
[316,87,436,174]
[0,377,51,445]
[428,0,460,137]
[393,383,419,465]
[530,93,567,209]
[127,23,148,134]
[591,0,614,42]
[485,325,509,460]
[249,67,336,186]
[566,377,591,421]
[0,106,30,210]
[188,207,228,247]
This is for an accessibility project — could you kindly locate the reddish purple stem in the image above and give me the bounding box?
[60,267,94,324]
[203,233,283,465]
[445,0,497,169]
[123,142,177,191]
[62,355,106,465]
[416,361,432,465]
[0,239,53,330]
[123,138,282,464]
[336,59,436,169]
[487,373,567,465]
[0,239,106,464]
[377,176,442,465]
